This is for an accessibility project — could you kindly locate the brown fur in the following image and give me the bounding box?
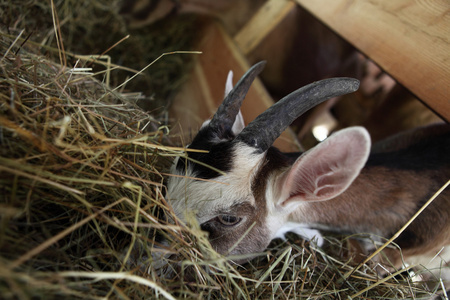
[290,125,450,271]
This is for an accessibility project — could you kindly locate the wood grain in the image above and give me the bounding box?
[295,0,450,121]
[234,0,295,55]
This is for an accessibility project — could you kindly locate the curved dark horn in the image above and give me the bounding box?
[235,77,360,152]
[209,61,266,135]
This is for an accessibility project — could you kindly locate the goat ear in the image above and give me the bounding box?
[224,70,234,97]
[279,127,371,208]
[232,110,245,135]
[224,70,245,135]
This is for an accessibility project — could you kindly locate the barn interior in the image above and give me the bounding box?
[0,0,448,298]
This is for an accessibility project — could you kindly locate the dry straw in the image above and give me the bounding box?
[0,1,448,299]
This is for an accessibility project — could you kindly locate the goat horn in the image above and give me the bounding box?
[209,61,266,135]
[235,77,360,152]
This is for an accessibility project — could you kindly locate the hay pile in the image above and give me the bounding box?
[0,2,446,299]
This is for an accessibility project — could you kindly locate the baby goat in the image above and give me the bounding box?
[167,61,450,274]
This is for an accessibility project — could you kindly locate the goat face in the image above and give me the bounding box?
[166,61,368,259]
[168,139,271,256]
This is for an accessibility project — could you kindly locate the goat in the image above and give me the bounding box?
[166,61,450,277]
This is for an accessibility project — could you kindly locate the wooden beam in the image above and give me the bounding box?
[234,0,296,55]
[295,0,450,121]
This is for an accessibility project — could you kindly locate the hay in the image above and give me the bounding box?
[0,1,447,299]
[0,24,177,299]
[1,0,200,115]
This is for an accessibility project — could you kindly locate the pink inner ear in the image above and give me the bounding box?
[232,110,245,135]
[281,127,371,205]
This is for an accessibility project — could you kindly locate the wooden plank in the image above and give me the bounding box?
[170,20,301,152]
[295,0,450,121]
[234,0,295,55]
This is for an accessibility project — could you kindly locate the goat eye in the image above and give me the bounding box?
[217,215,242,226]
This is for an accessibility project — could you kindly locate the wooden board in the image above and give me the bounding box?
[234,0,295,55]
[294,0,450,121]
[170,20,301,152]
